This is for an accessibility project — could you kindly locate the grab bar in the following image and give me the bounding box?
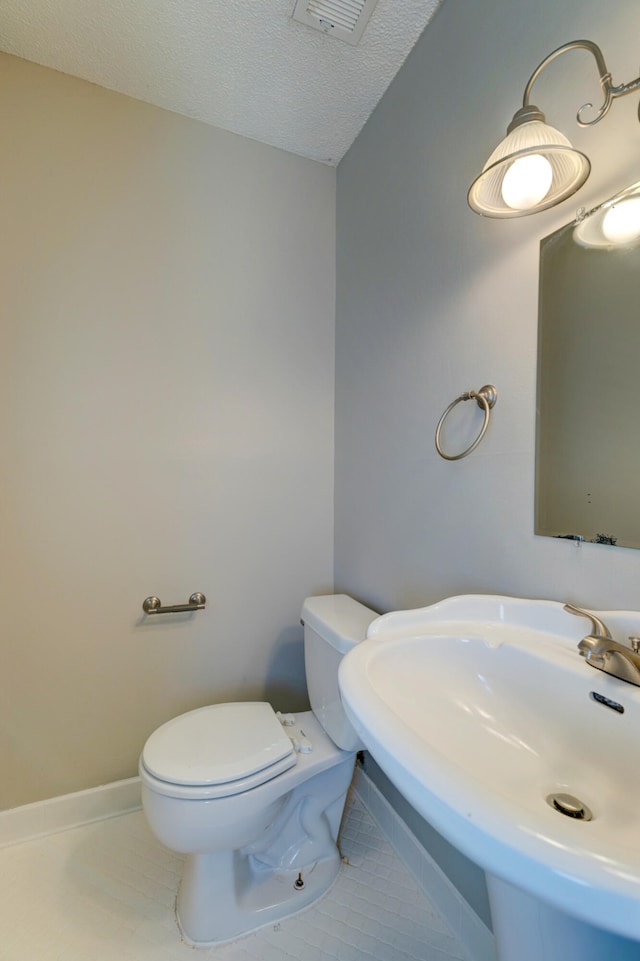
[434,384,498,461]
[142,592,206,615]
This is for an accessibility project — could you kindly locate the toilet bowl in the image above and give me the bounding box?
[139,594,376,946]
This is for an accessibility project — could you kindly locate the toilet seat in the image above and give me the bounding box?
[140,702,296,799]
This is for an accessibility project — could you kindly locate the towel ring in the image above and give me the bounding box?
[435,385,498,461]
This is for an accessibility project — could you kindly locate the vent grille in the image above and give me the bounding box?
[291,0,379,45]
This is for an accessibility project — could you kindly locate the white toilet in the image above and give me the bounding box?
[139,593,376,946]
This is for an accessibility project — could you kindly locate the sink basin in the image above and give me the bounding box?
[338,595,640,958]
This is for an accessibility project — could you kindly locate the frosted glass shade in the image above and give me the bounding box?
[468,119,590,218]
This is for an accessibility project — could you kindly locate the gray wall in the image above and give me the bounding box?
[0,54,335,810]
[335,0,640,927]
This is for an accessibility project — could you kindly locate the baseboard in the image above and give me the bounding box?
[0,776,142,849]
[352,765,496,961]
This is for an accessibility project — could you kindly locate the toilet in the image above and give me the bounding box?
[139,593,376,946]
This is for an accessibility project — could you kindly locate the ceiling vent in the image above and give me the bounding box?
[291,0,380,45]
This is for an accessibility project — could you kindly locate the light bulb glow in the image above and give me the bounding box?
[501,154,553,211]
[602,198,640,244]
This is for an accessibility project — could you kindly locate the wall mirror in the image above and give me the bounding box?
[535,180,640,549]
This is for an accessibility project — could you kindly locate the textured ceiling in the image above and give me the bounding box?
[0,0,442,165]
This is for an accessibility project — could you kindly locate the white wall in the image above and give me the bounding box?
[0,54,336,810]
[335,0,640,925]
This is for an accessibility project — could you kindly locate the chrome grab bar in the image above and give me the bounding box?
[142,592,206,615]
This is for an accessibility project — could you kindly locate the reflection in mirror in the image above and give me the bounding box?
[536,181,640,549]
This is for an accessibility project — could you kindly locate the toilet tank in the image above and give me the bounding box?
[301,594,377,752]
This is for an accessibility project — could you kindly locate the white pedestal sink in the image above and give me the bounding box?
[338,595,640,961]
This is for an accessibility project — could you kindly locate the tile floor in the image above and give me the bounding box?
[0,792,467,961]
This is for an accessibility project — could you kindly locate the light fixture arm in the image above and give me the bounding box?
[521,39,640,129]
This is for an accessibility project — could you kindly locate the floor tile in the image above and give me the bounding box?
[0,792,466,961]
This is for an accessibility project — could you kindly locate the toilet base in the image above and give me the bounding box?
[177,847,341,946]
[173,747,356,946]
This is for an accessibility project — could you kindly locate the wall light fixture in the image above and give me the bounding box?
[468,40,640,219]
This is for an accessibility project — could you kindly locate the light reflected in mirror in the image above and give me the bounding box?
[536,181,640,549]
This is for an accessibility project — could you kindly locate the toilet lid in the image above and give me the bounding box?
[142,702,295,786]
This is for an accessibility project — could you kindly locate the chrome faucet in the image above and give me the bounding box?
[564,603,640,687]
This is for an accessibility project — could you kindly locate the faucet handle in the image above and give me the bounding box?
[564,603,612,639]
[629,637,640,653]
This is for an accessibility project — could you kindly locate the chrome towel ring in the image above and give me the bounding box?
[435,385,498,461]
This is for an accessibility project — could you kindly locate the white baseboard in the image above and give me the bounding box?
[0,776,141,849]
[352,765,496,961]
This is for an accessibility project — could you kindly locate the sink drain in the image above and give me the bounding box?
[546,792,592,821]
